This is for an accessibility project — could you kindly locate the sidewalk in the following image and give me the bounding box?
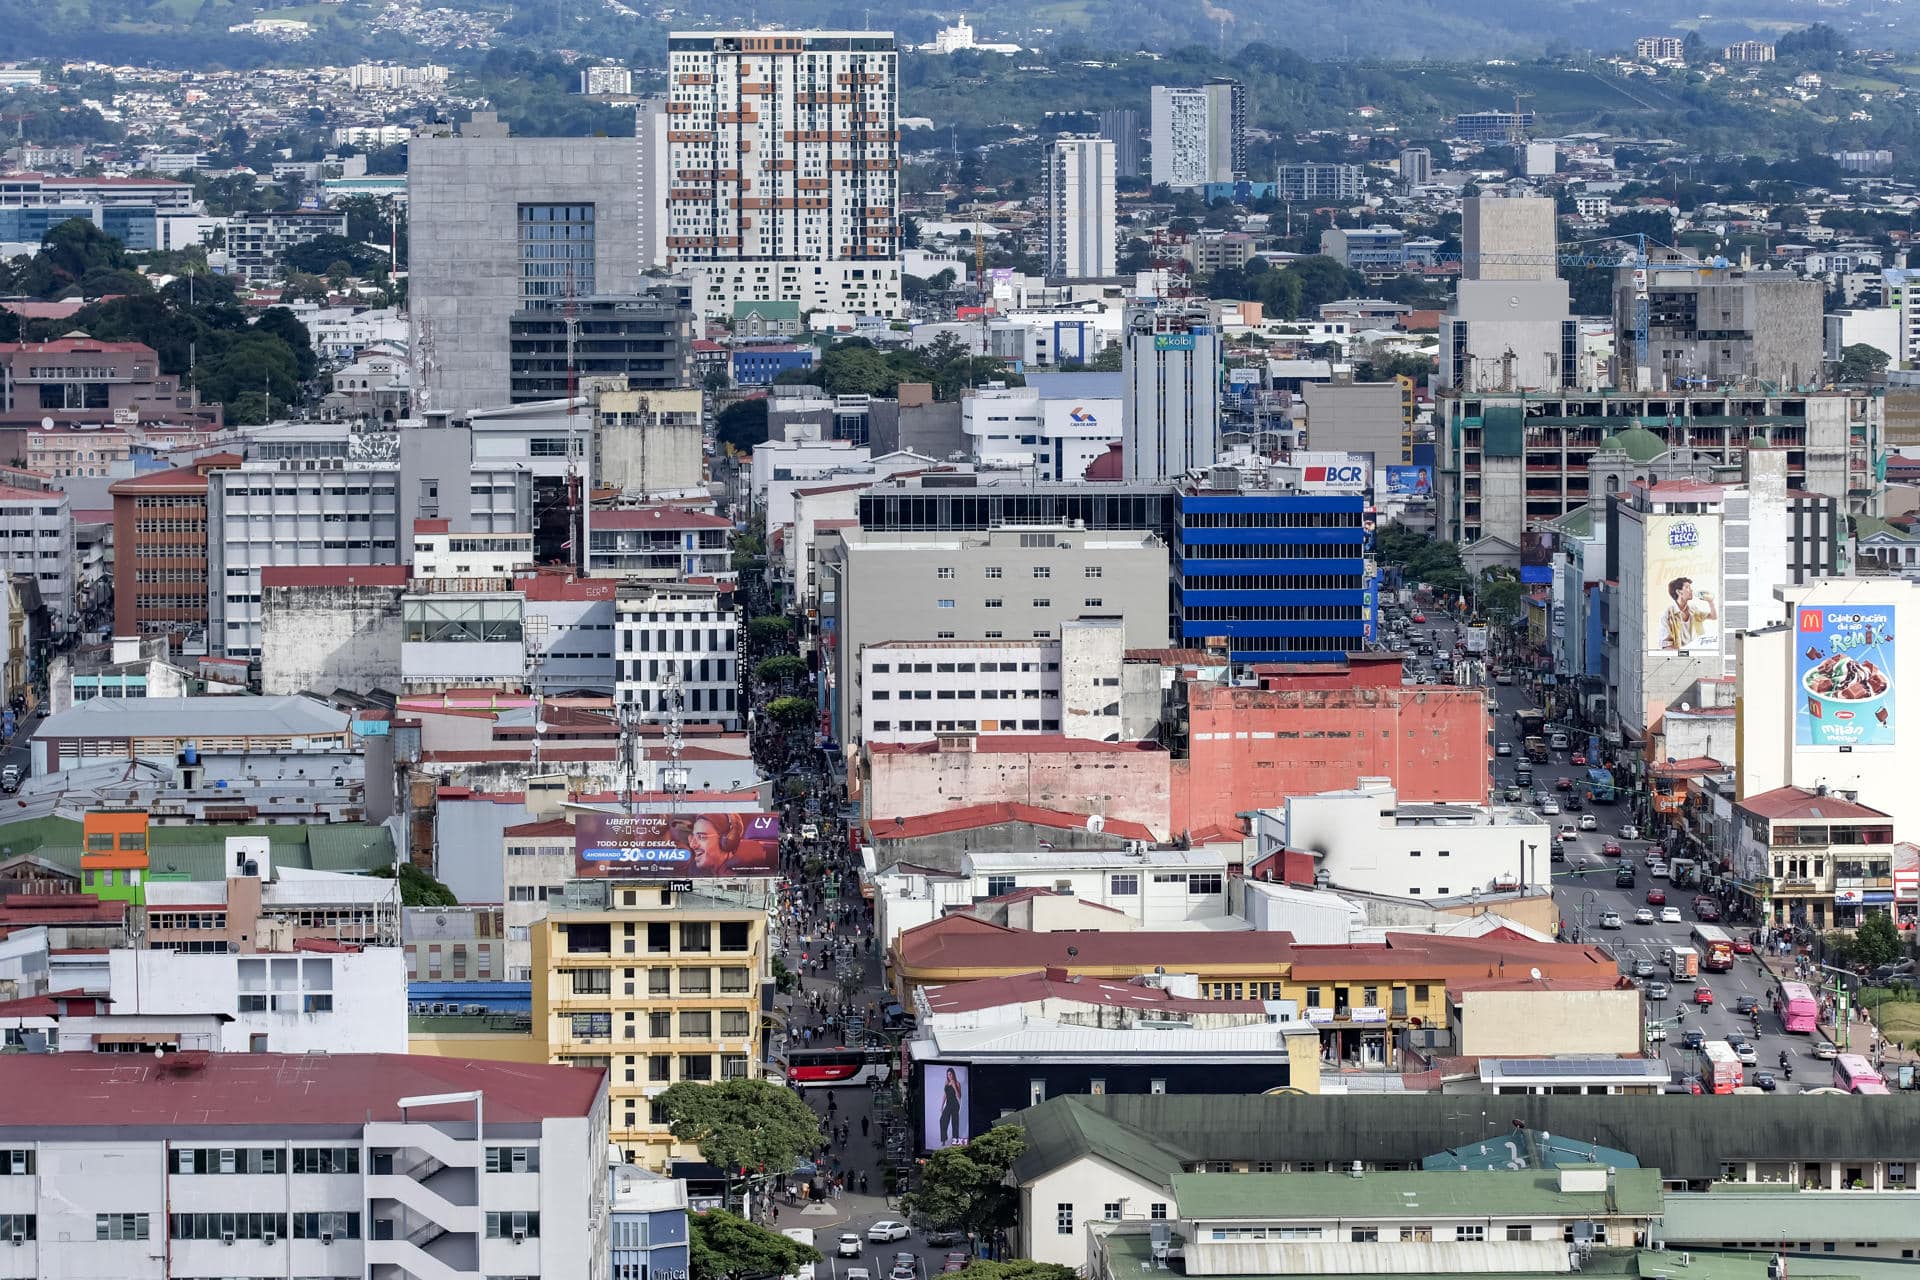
[1755,944,1915,1069]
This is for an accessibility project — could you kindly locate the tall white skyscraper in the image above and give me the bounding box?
[1041,135,1116,280]
[1122,302,1221,482]
[663,31,903,318]
[1148,79,1244,190]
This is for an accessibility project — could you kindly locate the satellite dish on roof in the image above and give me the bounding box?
[1086,814,1105,834]
[1530,967,1543,981]
[39,418,52,430]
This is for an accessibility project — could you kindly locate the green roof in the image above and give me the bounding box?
[1599,425,1668,462]
[1662,1188,1920,1246]
[1099,1232,1643,1280]
[733,299,801,321]
[1173,1168,1663,1222]
[1547,503,1596,538]
[1634,1252,1920,1280]
[1006,1095,1920,1188]
[1852,515,1919,544]
[0,820,393,881]
[1010,1093,1193,1187]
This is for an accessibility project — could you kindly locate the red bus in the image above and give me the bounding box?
[778,1047,892,1088]
[1778,981,1819,1035]
[1691,924,1735,973]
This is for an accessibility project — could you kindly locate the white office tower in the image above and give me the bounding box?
[664,31,903,318]
[1149,80,1244,190]
[1042,135,1117,280]
[1122,302,1221,481]
[1438,195,1577,391]
[635,95,671,269]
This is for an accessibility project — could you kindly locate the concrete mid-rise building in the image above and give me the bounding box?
[1615,258,1825,390]
[1398,146,1432,187]
[1149,80,1245,190]
[408,111,642,415]
[226,209,349,283]
[962,379,1121,481]
[1434,387,1879,550]
[0,1052,609,1280]
[1122,302,1221,481]
[506,290,693,404]
[206,452,403,660]
[0,337,214,430]
[586,504,733,581]
[1440,196,1576,393]
[259,565,408,696]
[821,523,1169,742]
[1302,379,1409,468]
[1041,135,1116,281]
[1320,226,1406,275]
[1273,163,1362,201]
[1098,108,1142,178]
[531,878,768,1168]
[664,31,903,319]
[0,484,71,637]
[613,580,741,729]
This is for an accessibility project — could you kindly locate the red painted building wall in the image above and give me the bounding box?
[1172,662,1489,837]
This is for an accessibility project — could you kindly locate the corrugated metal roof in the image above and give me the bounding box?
[1660,1189,1920,1245]
[1009,1094,1920,1186]
[36,695,349,740]
[1172,1168,1663,1220]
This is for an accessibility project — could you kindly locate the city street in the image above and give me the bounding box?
[1462,626,1849,1092]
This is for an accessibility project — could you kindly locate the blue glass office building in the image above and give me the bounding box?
[0,205,157,251]
[1176,490,1373,663]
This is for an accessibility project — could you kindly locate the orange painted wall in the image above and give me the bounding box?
[1172,682,1490,837]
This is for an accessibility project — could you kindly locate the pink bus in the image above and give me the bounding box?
[1834,1053,1890,1095]
[1778,981,1819,1034]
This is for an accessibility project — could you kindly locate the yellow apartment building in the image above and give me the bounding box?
[531,879,771,1167]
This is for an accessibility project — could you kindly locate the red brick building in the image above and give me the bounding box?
[107,452,240,645]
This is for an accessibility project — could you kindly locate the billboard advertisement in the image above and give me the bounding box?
[1520,530,1559,586]
[1795,604,1896,751]
[924,1063,970,1150]
[1294,451,1371,493]
[1384,465,1433,497]
[574,812,780,878]
[1644,515,1720,655]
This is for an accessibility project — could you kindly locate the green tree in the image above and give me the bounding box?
[690,1210,821,1280]
[716,399,770,454]
[254,306,317,381]
[1478,573,1525,627]
[748,615,794,656]
[754,655,808,689]
[190,331,302,424]
[280,233,390,279]
[1681,31,1706,65]
[901,1124,1026,1240]
[955,1265,1078,1280]
[1835,343,1890,384]
[372,862,458,906]
[1853,911,1903,970]
[658,1079,824,1179]
[766,695,817,730]
[1283,255,1365,313]
[20,217,131,297]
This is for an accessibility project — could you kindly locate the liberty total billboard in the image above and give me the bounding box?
[574,812,780,878]
[1796,604,1896,751]
[1644,514,1721,656]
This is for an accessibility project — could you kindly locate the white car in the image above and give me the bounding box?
[839,1236,864,1259]
[1620,823,1641,840]
[1558,824,1578,841]
[1496,742,1513,756]
[869,1222,912,1243]
[1813,1040,1840,1060]
[1732,1041,1758,1066]
[1578,813,1598,831]
[1659,906,1682,924]
[1633,907,1656,925]
[1599,911,1623,929]
[1541,799,1561,816]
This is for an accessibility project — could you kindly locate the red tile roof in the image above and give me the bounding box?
[868,735,1164,757]
[1,338,155,356]
[1649,756,1727,778]
[871,801,1155,843]
[0,1054,604,1127]
[1737,786,1890,822]
[591,506,731,530]
[0,990,110,1019]
[261,565,409,589]
[894,914,1296,972]
[503,818,575,838]
[515,571,617,602]
[923,968,1267,1015]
